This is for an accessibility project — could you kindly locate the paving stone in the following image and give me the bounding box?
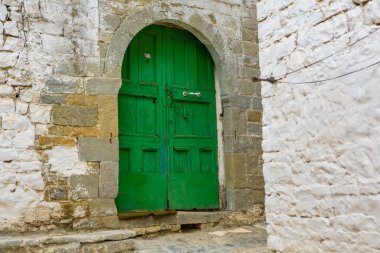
[133,223,267,253]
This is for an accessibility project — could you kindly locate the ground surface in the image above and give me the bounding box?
[133,222,268,253]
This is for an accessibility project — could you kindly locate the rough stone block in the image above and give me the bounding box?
[52,105,97,127]
[41,94,66,104]
[85,78,121,95]
[247,110,261,122]
[252,189,265,205]
[98,96,118,137]
[242,41,259,56]
[242,17,257,30]
[60,201,90,219]
[223,107,248,135]
[72,216,120,230]
[30,104,52,123]
[80,240,134,253]
[46,78,80,94]
[41,34,73,54]
[89,199,117,217]
[78,137,118,162]
[48,126,99,137]
[240,65,259,79]
[43,243,81,253]
[3,37,23,51]
[233,189,254,210]
[225,153,248,188]
[66,94,98,107]
[242,28,256,42]
[69,174,99,200]
[99,162,118,198]
[0,4,7,22]
[4,21,18,37]
[0,52,18,68]
[46,186,70,201]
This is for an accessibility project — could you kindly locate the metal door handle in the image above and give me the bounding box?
[182,91,202,97]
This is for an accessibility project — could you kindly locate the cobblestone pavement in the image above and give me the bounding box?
[133,222,267,253]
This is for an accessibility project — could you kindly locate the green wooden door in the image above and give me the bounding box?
[116,25,218,212]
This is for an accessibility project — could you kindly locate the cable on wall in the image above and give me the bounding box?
[253,60,380,84]
[252,27,380,84]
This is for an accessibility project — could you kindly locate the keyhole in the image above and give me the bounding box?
[153,98,157,104]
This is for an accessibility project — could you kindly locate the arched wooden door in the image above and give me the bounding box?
[116,25,218,212]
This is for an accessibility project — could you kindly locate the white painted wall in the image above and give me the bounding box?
[0,0,98,229]
[257,0,380,251]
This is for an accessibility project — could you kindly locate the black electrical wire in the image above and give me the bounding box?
[252,26,380,84]
[276,27,380,80]
[252,60,380,84]
[278,60,380,84]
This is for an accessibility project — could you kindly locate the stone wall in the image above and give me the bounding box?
[257,0,380,251]
[0,0,262,233]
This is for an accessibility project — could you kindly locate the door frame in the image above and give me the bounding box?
[116,24,226,211]
[98,11,262,212]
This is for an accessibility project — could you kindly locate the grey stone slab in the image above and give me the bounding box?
[41,94,66,104]
[0,230,136,249]
[89,199,117,217]
[78,137,119,162]
[177,212,222,224]
[69,174,99,200]
[85,78,121,95]
[99,161,119,198]
[46,78,80,94]
[221,94,252,109]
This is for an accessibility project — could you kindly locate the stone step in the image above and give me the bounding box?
[0,229,136,253]
[119,210,263,230]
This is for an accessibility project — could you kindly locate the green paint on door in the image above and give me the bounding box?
[116,25,219,212]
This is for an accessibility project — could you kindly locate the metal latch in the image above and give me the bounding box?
[182,91,202,97]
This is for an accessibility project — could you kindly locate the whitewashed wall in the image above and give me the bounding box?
[0,0,99,231]
[257,0,380,252]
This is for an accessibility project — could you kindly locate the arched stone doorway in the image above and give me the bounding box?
[80,1,263,215]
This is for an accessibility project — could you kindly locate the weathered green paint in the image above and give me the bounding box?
[116,25,219,212]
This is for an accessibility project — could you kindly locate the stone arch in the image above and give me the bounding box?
[104,2,237,95]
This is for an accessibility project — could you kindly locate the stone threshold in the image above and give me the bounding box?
[0,229,135,251]
[120,210,264,230]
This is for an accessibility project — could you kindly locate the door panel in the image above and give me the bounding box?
[117,25,166,212]
[165,27,219,210]
[117,25,218,212]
